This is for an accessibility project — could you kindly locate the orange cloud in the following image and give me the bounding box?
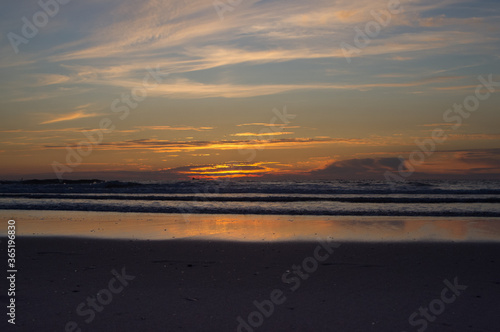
[167,162,279,178]
[43,137,380,154]
[230,132,294,137]
[136,126,214,131]
[40,111,104,125]
[237,123,300,128]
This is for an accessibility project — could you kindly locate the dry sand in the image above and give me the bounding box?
[2,237,500,331]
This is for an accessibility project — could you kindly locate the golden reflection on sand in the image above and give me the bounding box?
[1,210,500,242]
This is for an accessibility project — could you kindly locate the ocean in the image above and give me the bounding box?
[1,179,499,217]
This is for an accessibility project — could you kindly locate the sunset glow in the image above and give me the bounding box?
[0,0,499,180]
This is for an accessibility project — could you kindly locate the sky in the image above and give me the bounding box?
[0,0,499,181]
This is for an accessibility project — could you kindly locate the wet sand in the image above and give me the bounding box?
[3,237,500,331]
[2,210,500,242]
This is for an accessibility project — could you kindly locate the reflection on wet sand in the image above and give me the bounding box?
[1,210,500,242]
